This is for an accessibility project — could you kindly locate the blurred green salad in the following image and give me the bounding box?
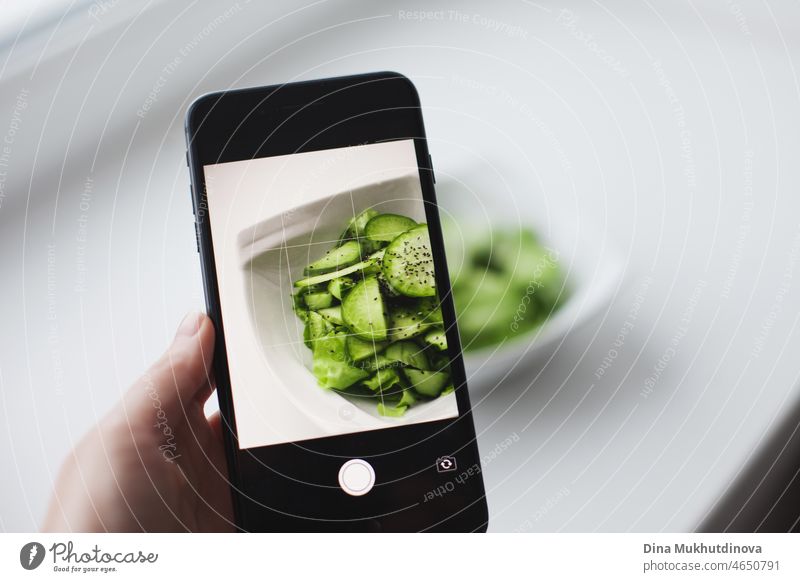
[443,223,567,351]
[292,210,453,417]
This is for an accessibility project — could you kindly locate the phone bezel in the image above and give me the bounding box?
[185,72,488,532]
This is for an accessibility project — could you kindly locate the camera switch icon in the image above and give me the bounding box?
[435,455,457,473]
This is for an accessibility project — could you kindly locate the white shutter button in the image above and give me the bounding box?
[338,459,375,496]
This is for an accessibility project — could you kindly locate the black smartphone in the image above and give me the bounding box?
[185,72,488,532]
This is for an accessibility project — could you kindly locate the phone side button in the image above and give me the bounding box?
[338,459,375,497]
[428,154,436,183]
[194,221,200,253]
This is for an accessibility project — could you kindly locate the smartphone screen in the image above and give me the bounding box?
[187,73,487,531]
[204,139,459,448]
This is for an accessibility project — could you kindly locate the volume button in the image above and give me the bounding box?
[194,221,200,253]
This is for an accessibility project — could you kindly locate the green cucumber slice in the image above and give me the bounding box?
[294,250,384,288]
[427,351,451,372]
[481,228,561,290]
[387,298,440,340]
[451,269,524,350]
[328,276,355,300]
[404,368,450,397]
[317,306,343,326]
[303,311,333,349]
[341,208,378,241]
[423,327,448,351]
[356,353,396,372]
[341,208,382,254]
[365,213,417,242]
[312,331,369,389]
[384,340,430,370]
[362,368,401,392]
[303,240,361,275]
[346,335,388,362]
[377,272,401,298]
[377,387,416,416]
[382,224,436,297]
[341,275,388,341]
[397,388,417,407]
[423,299,444,324]
[303,291,333,310]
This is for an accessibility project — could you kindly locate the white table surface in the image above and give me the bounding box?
[1,0,799,532]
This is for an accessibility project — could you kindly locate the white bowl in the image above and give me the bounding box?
[237,172,458,426]
[437,181,624,392]
[457,223,623,390]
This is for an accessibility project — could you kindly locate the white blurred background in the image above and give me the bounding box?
[1,0,800,532]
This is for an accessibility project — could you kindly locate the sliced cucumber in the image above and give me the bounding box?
[312,331,369,389]
[362,368,401,392]
[317,306,343,326]
[421,299,444,324]
[356,353,397,371]
[303,311,333,349]
[293,210,458,415]
[377,402,407,417]
[382,224,436,297]
[294,250,384,288]
[341,208,383,254]
[387,298,441,340]
[365,213,417,242]
[384,340,429,370]
[424,327,448,351]
[341,208,378,241]
[328,276,355,300]
[303,240,361,275]
[388,310,429,340]
[451,269,523,349]
[404,368,450,397]
[341,276,388,341]
[303,291,333,310]
[377,388,416,416]
[346,335,388,362]
[397,388,417,407]
[377,272,402,298]
[427,351,451,372]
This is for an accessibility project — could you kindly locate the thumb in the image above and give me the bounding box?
[124,312,216,425]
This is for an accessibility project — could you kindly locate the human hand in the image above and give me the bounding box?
[42,313,234,532]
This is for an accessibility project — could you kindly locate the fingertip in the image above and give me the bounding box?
[195,312,215,356]
[208,411,224,444]
[175,311,203,338]
[171,311,215,389]
[176,311,214,343]
[144,313,215,405]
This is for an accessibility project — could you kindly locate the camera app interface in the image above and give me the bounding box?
[203,140,459,449]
